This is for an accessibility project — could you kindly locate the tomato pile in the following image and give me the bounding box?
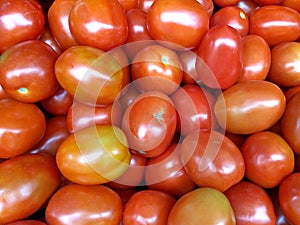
[0,0,300,224]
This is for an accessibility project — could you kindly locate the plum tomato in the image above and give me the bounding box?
[121,91,177,158]
[224,181,277,225]
[0,98,46,158]
[236,0,259,17]
[56,124,130,185]
[117,0,138,11]
[197,0,214,17]
[241,131,295,188]
[39,26,63,55]
[5,220,47,225]
[180,130,245,192]
[281,0,300,12]
[213,0,239,7]
[167,187,236,225]
[279,172,300,225]
[196,25,242,90]
[0,0,45,54]
[254,0,283,5]
[0,83,9,100]
[146,0,209,50]
[45,184,123,225]
[68,0,128,51]
[0,40,59,103]
[284,85,300,101]
[214,80,286,134]
[0,153,61,224]
[55,45,123,106]
[123,189,176,225]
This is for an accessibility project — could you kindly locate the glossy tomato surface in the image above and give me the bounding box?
[5,220,47,225]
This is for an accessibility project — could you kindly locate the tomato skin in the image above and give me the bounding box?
[0,98,46,158]
[0,40,59,103]
[0,153,61,224]
[0,83,9,100]
[241,131,295,188]
[284,85,300,101]
[123,190,176,225]
[254,0,283,5]
[249,5,300,47]
[0,0,45,54]
[167,187,236,225]
[46,184,123,225]
[279,172,300,225]
[56,125,130,185]
[39,26,63,55]
[196,25,242,89]
[180,130,245,192]
[224,181,276,225]
[214,80,286,134]
[117,0,138,11]
[146,0,210,50]
[5,220,47,225]
[236,0,259,17]
[69,0,128,51]
[281,0,300,12]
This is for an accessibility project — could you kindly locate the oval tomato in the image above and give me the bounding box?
[236,0,259,17]
[39,27,63,55]
[5,220,47,225]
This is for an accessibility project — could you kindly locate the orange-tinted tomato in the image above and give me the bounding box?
[255,0,283,5]
[236,0,259,17]
[117,0,138,11]
[281,0,300,12]
[6,220,47,225]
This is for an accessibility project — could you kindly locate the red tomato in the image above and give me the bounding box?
[238,34,271,82]
[5,220,47,225]
[279,172,300,225]
[0,83,9,100]
[0,153,61,224]
[197,0,214,17]
[0,98,46,158]
[68,0,128,51]
[39,26,63,55]
[284,85,300,101]
[137,0,154,12]
[236,0,259,17]
[0,40,59,103]
[180,130,245,192]
[213,0,239,7]
[167,187,236,225]
[46,184,123,225]
[249,5,300,46]
[224,181,276,225]
[241,131,295,188]
[214,80,286,134]
[196,25,242,89]
[0,0,45,54]
[281,0,300,12]
[121,91,177,158]
[268,41,300,87]
[117,84,140,111]
[146,0,209,50]
[254,0,283,5]
[177,49,200,85]
[55,45,123,106]
[123,189,176,225]
[117,0,138,11]
[131,44,183,95]
[210,6,249,37]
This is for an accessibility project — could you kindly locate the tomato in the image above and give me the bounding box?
[68,0,128,51]
[279,172,300,225]
[55,45,123,106]
[146,0,209,50]
[236,0,259,17]
[284,85,300,101]
[214,80,286,134]
[0,83,9,100]
[281,0,300,12]
[210,6,249,37]
[121,91,177,158]
[6,220,47,225]
[131,44,183,95]
[123,189,176,225]
[117,84,140,111]
[45,184,123,225]
[177,49,200,85]
[241,131,295,188]
[170,84,212,136]
[47,0,78,50]
[137,0,154,12]
[0,40,59,103]
[249,5,300,46]
[117,0,138,11]
[39,27,62,55]
[0,153,61,224]
[167,187,236,225]
[254,0,283,5]
[180,130,245,192]
[0,98,46,158]
[197,0,214,17]
[224,181,276,225]
[213,0,239,7]
[145,143,196,198]
[238,34,271,82]
[56,124,130,185]
[196,25,242,89]
[0,0,45,54]
[268,41,300,87]
[281,91,300,155]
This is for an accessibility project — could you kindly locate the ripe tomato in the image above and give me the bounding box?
[284,85,300,101]
[167,187,236,225]
[46,184,123,225]
[214,80,286,134]
[146,0,209,50]
[236,0,259,17]
[197,0,214,17]
[241,131,295,188]
[254,0,283,5]
[123,189,176,225]
[0,98,46,158]
[56,124,130,185]
[224,181,276,225]
[39,27,63,55]
[0,153,61,224]
[121,91,177,158]
[0,40,59,103]
[5,220,47,225]
[117,0,138,11]
[180,130,245,192]
[0,0,45,54]
[68,0,128,51]
[0,83,9,100]
[281,0,300,12]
